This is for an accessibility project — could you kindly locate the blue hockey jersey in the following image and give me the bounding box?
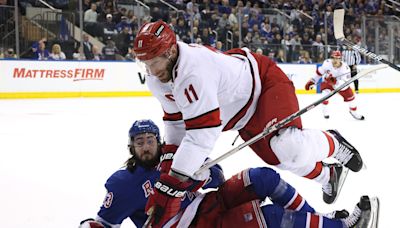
[96,164,223,227]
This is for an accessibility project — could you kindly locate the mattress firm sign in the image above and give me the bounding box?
[0,60,150,97]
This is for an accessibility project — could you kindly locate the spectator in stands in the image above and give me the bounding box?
[84,3,99,37]
[275,49,286,63]
[243,31,252,46]
[82,33,94,60]
[200,27,215,46]
[298,51,313,64]
[103,13,118,41]
[92,45,101,61]
[188,26,200,43]
[175,17,190,43]
[251,32,262,47]
[150,6,164,22]
[33,40,49,60]
[228,7,238,27]
[255,48,263,55]
[312,34,325,60]
[215,40,224,51]
[209,13,219,31]
[124,46,135,61]
[82,0,92,12]
[116,16,131,33]
[49,44,66,60]
[115,26,134,56]
[72,46,85,60]
[102,0,117,16]
[1,48,17,59]
[101,37,119,60]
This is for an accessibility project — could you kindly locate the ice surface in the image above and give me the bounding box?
[0,93,398,227]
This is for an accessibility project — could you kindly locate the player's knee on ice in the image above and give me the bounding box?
[270,127,329,168]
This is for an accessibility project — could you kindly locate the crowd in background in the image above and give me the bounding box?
[0,0,399,63]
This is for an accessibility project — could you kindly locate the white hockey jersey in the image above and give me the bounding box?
[146,41,262,177]
[315,59,351,89]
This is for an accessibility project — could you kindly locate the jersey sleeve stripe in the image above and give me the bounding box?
[163,111,183,121]
[184,108,222,130]
[223,52,256,131]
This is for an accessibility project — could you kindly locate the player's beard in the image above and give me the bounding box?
[135,147,161,169]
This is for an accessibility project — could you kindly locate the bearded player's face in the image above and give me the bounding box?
[131,133,160,167]
[143,46,178,83]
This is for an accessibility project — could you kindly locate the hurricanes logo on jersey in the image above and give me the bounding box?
[103,192,113,208]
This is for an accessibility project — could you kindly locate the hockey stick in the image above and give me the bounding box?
[194,64,388,174]
[143,65,387,228]
[333,9,400,72]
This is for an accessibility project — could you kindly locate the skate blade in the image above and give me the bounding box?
[332,167,349,204]
[369,197,380,228]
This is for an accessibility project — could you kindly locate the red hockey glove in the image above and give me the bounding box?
[158,144,208,192]
[157,144,179,173]
[145,173,191,228]
[325,73,337,85]
[305,79,315,90]
[79,218,105,228]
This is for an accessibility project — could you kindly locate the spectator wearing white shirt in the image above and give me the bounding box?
[84,3,99,37]
[49,44,66,60]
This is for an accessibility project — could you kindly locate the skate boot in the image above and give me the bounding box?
[342,195,380,228]
[349,110,365,120]
[327,129,363,172]
[322,163,349,204]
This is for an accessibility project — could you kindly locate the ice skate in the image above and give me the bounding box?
[327,130,363,172]
[349,110,365,120]
[322,163,349,204]
[342,195,380,228]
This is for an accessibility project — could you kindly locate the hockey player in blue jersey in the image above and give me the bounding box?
[80,119,379,228]
[79,119,225,228]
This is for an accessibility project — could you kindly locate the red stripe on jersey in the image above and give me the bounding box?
[185,108,222,130]
[163,111,183,121]
[309,214,320,228]
[323,132,335,157]
[287,193,303,210]
[304,162,323,179]
[223,52,256,131]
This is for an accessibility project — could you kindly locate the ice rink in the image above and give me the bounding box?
[1,93,399,227]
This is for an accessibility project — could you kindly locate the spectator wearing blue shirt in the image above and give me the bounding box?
[33,40,50,60]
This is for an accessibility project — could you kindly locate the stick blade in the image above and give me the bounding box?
[333,9,345,40]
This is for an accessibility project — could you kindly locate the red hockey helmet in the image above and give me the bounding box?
[133,20,176,61]
[330,50,342,58]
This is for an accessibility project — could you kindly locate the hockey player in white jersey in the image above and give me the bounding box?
[305,50,365,120]
[132,20,365,226]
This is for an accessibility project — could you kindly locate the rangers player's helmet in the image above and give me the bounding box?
[129,119,160,142]
[133,20,176,61]
[331,50,342,58]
